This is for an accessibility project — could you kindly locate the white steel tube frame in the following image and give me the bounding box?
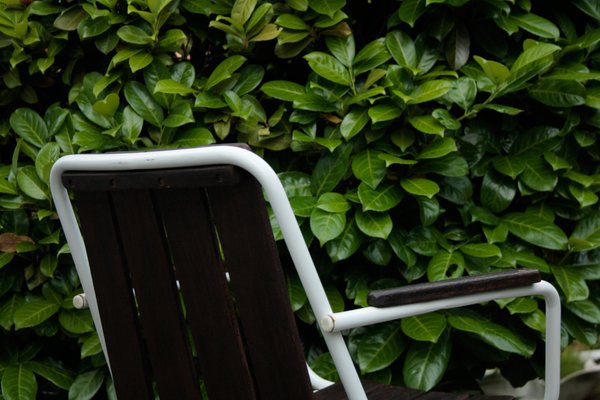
[49,146,560,400]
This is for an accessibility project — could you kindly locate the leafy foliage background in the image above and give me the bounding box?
[1,0,600,397]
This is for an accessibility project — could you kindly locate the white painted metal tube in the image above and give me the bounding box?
[321,281,561,400]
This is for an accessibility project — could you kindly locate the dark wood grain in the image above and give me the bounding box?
[110,190,202,400]
[63,166,239,191]
[367,269,541,307]
[155,187,257,400]
[207,171,313,400]
[72,191,154,400]
[314,381,514,399]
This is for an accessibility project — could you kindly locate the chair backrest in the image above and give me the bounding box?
[60,163,313,400]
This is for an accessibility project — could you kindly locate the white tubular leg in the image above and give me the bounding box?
[321,331,367,400]
[540,281,561,400]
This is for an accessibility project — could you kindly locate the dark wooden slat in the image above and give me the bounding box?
[110,190,202,400]
[63,165,239,191]
[207,171,313,400]
[367,269,541,307]
[71,191,154,400]
[314,381,514,400]
[155,188,257,400]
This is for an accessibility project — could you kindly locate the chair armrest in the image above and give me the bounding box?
[367,269,541,307]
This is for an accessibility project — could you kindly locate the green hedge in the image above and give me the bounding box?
[1,0,600,397]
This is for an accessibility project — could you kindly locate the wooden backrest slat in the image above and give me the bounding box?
[206,171,313,400]
[110,190,203,400]
[63,166,240,191]
[71,191,154,399]
[155,188,257,400]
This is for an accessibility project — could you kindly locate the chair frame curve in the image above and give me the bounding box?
[50,146,560,400]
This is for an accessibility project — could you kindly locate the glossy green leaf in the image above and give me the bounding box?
[400,178,439,199]
[308,0,345,17]
[316,192,350,213]
[448,310,535,356]
[427,250,465,281]
[309,353,339,382]
[520,157,557,192]
[68,369,105,400]
[59,310,94,334]
[396,80,453,105]
[368,104,402,124]
[124,81,164,127]
[460,243,501,258]
[511,42,561,74]
[512,126,560,156]
[403,331,450,391]
[154,79,195,94]
[304,52,352,86]
[385,31,417,70]
[552,265,589,303]
[287,275,307,312]
[325,35,355,67]
[205,55,247,91]
[353,39,391,75]
[35,143,60,183]
[17,166,48,200]
[276,14,310,30]
[357,322,405,373]
[54,7,87,31]
[480,171,515,213]
[445,23,470,70]
[401,312,446,342]
[492,156,526,179]
[389,228,417,267]
[0,294,23,330]
[14,298,60,330]
[570,212,600,251]
[310,208,346,244]
[355,210,393,239]
[398,0,426,27]
[504,212,568,250]
[417,137,456,159]
[351,150,387,189]
[340,108,369,140]
[26,361,75,390]
[414,154,468,177]
[231,0,257,25]
[529,79,586,107]
[2,365,37,400]
[120,106,143,144]
[574,0,600,21]
[445,77,477,110]
[326,219,362,262]
[510,13,560,39]
[567,300,600,324]
[569,184,599,208]
[116,26,153,45]
[358,182,403,212]
[130,52,155,72]
[541,153,569,173]
[407,115,445,135]
[10,108,48,147]
[474,56,510,84]
[312,145,351,195]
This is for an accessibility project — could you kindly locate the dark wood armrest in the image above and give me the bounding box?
[367,269,541,307]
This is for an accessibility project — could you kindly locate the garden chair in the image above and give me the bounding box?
[49,145,561,400]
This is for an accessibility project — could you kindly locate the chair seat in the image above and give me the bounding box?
[314,381,514,400]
